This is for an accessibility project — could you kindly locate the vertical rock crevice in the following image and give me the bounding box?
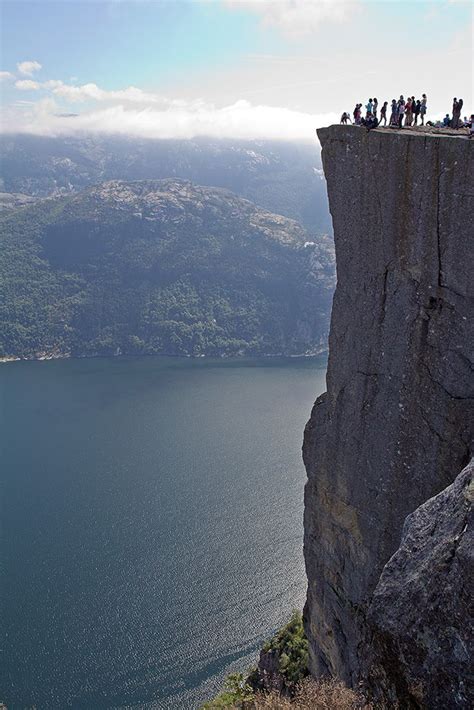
[303,126,473,703]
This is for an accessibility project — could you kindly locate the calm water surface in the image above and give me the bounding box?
[1,356,326,709]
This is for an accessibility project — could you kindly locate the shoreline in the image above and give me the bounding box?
[0,348,328,365]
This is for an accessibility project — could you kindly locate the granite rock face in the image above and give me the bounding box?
[303,126,473,700]
[367,459,473,708]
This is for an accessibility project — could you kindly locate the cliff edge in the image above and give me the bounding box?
[303,125,473,706]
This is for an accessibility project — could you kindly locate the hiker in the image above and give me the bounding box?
[469,115,474,139]
[389,99,398,126]
[362,113,379,131]
[365,98,374,117]
[340,111,351,124]
[373,98,378,118]
[353,103,362,125]
[405,97,413,126]
[451,98,458,128]
[420,94,427,125]
[452,98,463,128]
[443,114,450,127]
[413,99,421,125]
[451,98,463,128]
[380,101,388,126]
[397,96,405,128]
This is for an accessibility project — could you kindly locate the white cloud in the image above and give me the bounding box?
[0,71,14,81]
[12,77,167,104]
[225,0,359,36]
[0,97,337,140]
[17,60,42,76]
[15,79,41,90]
[49,81,162,104]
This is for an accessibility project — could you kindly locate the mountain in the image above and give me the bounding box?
[0,191,39,214]
[0,179,335,360]
[0,134,331,233]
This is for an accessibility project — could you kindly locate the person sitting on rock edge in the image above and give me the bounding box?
[362,113,379,131]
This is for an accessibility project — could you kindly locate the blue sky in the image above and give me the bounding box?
[1,1,280,89]
[1,0,472,139]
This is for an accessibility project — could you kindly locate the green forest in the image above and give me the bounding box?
[0,179,335,360]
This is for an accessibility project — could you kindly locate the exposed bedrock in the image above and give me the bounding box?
[367,459,473,708]
[303,126,473,703]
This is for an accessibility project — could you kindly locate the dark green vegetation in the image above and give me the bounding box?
[0,134,331,233]
[201,611,309,709]
[259,610,309,688]
[0,179,334,359]
[201,673,255,709]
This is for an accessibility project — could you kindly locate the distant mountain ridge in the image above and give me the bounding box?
[0,179,335,360]
[0,134,331,233]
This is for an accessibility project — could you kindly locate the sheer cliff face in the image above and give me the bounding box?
[303,126,473,693]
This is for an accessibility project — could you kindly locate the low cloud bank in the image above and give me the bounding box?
[1,99,338,141]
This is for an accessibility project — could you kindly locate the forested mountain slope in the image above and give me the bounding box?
[0,179,335,360]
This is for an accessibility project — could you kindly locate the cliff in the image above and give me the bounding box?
[303,125,473,706]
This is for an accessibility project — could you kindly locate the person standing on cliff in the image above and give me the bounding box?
[373,98,378,118]
[405,97,413,126]
[340,111,351,124]
[452,98,463,128]
[365,98,374,117]
[413,99,421,125]
[420,94,427,125]
[397,96,405,128]
[380,101,388,126]
[389,99,398,126]
[451,98,459,128]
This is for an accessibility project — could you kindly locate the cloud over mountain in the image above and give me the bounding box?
[4,74,336,139]
[1,95,336,140]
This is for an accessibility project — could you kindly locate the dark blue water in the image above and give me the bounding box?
[0,356,326,709]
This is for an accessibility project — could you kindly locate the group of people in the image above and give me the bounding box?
[340,94,473,135]
[438,98,471,129]
[341,95,428,130]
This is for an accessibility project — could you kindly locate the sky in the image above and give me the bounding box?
[0,0,472,141]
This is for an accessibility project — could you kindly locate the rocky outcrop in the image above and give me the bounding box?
[367,459,473,708]
[303,126,473,702]
[253,649,286,694]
